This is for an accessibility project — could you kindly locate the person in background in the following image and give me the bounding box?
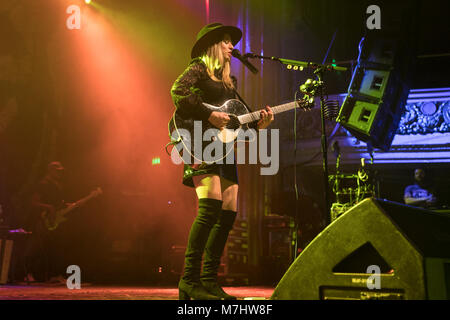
[24,161,69,283]
[404,168,437,208]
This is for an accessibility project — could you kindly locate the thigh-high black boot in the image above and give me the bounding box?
[200,209,237,300]
[178,198,223,300]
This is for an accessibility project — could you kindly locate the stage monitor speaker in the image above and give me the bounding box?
[337,34,414,151]
[271,198,450,300]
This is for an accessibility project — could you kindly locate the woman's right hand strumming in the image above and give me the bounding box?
[208,111,230,129]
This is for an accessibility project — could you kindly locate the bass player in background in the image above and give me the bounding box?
[24,161,71,283]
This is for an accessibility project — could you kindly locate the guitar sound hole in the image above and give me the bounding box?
[226,116,241,130]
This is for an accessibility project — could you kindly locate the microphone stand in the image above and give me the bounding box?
[315,66,332,225]
[246,53,347,226]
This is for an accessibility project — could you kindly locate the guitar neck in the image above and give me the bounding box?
[72,193,98,210]
[237,101,303,125]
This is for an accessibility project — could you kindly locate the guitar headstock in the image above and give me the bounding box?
[296,78,322,110]
[300,78,321,96]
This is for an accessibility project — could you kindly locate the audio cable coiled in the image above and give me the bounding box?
[322,98,340,121]
[317,83,340,121]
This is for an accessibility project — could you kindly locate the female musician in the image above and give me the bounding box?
[170,23,274,300]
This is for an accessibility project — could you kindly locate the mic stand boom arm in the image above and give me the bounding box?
[244,53,347,72]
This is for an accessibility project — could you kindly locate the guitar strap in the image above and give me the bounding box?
[233,88,254,113]
[165,114,182,156]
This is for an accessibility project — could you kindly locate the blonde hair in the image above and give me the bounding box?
[201,41,234,90]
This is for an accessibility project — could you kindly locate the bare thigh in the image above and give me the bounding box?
[192,174,222,200]
[221,178,238,212]
[192,174,239,211]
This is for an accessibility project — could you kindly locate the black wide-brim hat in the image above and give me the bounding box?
[191,23,242,59]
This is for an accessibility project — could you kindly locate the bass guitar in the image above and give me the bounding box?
[42,187,103,231]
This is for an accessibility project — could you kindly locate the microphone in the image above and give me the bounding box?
[231,49,259,74]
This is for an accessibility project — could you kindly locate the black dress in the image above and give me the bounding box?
[170,58,255,188]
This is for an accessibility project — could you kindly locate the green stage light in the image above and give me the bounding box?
[152,157,160,165]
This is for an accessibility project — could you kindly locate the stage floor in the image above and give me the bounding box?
[0,284,275,300]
